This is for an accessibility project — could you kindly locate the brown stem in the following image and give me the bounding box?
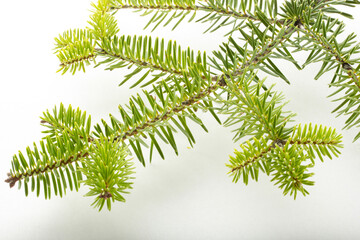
[289,140,339,145]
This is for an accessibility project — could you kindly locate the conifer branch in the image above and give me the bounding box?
[230,143,273,173]
[110,3,261,22]
[220,74,296,142]
[107,23,297,144]
[5,152,89,188]
[296,12,360,141]
[228,123,342,198]
[6,21,296,189]
[5,105,93,195]
[93,35,209,87]
[233,24,295,76]
[6,0,360,210]
[107,0,287,32]
[301,21,360,88]
[80,136,134,211]
[229,124,343,175]
[95,47,185,77]
[39,22,296,176]
[113,83,217,141]
[5,132,88,199]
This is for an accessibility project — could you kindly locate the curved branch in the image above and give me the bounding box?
[113,25,296,141]
[7,24,296,188]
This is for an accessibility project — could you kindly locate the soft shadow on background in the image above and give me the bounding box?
[1,1,359,239]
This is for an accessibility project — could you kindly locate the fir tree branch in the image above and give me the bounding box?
[93,20,295,91]
[5,105,93,192]
[69,23,297,168]
[232,25,296,77]
[107,0,287,32]
[113,83,217,141]
[54,29,95,51]
[40,103,94,143]
[296,13,360,141]
[230,142,272,173]
[9,1,333,200]
[110,23,297,142]
[228,124,342,198]
[229,123,343,174]
[5,130,88,198]
[6,19,297,200]
[94,46,198,84]
[80,136,134,211]
[93,35,209,88]
[209,19,298,87]
[55,30,96,75]
[110,3,261,22]
[229,138,294,175]
[8,0,360,207]
[95,47,185,77]
[269,143,314,199]
[301,21,360,88]
[220,74,296,141]
[5,152,89,188]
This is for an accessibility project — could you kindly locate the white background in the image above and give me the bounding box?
[1,1,360,239]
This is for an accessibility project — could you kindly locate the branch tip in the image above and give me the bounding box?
[5,174,19,188]
[99,191,112,200]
